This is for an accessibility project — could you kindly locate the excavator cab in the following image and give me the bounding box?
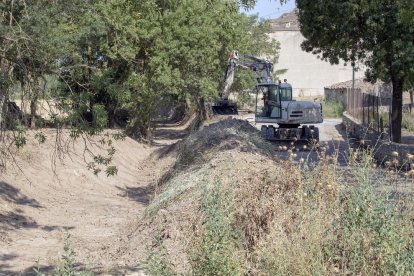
[255,83,293,120]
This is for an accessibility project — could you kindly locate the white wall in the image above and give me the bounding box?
[269,31,365,97]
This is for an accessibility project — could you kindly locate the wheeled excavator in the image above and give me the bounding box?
[213,50,323,141]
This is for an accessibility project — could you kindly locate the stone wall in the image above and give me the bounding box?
[343,112,414,165]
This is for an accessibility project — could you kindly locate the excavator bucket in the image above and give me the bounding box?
[211,104,238,115]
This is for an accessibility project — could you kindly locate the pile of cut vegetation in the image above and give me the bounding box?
[128,119,414,275]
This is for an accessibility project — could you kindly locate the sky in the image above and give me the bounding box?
[241,0,296,20]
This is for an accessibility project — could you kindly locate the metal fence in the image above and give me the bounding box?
[346,88,391,133]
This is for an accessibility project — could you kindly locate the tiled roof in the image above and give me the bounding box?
[325,79,392,97]
[324,79,378,89]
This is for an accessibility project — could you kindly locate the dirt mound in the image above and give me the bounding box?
[117,118,311,273]
[174,118,275,171]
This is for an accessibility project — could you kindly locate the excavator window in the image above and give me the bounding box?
[280,87,292,101]
[267,85,279,102]
[255,84,282,119]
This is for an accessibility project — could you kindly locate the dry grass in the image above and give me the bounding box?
[143,119,414,275]
[175,118,275,170]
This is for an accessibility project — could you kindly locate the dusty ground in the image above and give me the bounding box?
[0,115,348,275]
[1,114,408,275]
[0,121,188,275]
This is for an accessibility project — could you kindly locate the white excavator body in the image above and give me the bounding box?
[214,51,323,141]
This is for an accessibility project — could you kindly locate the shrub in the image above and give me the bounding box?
[323,100,345,118]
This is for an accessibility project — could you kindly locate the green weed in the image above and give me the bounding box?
[402,112,414,132]
[190,180,241,276]
[33,234,93,276]
[144,231,176,276]
[323,100,345,118]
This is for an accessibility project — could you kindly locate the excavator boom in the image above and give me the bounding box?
[212,50,273,114]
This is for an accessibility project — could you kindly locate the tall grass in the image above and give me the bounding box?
[402,111,414,132]
[147,149,414,275]
[190,180,242,276]
[323,100,346,118]
[256,151,413,275]
[145,119,414,275]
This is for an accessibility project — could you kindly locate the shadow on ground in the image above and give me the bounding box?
[0,253,55,276]
[153,128,189,141]
[0,181,75,235]
[0,181,42,208]
[273,122,359,167]
[116,185,154,205]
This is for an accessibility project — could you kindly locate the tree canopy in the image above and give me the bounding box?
[0,0,278,139]
[297,0,414,143]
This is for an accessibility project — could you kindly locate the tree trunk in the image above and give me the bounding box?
[0,90,6,129]
[107,103,116,128]
[198,96,207,121]
[390,77,403,143]
[30,78,39,128]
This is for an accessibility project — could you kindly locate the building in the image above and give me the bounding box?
[324,79,392,106]
[268,9,365,97]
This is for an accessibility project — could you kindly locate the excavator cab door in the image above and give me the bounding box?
[255,84,282,119]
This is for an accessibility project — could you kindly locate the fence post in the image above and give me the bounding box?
[389,105,392,141]
[363,92,365,125]
[376,96,379,132]
[372,94,375,129]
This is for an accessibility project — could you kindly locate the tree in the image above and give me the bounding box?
[296,0,414,143]
[0,0,278,140]
[149,0,278,121]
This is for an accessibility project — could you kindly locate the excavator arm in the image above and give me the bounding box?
[213,50,273,114]
[219,50,274,100]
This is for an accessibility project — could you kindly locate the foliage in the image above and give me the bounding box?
[14,125,27,148]
[0,0,279,141]
[34,132,47,144]
[34,234,93,276]
[145,231,176,276]
[84,134,119,176]
[190,180,241,275]
[296,0,414,143]
[322,100,345,118]
[402,111,414,132]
